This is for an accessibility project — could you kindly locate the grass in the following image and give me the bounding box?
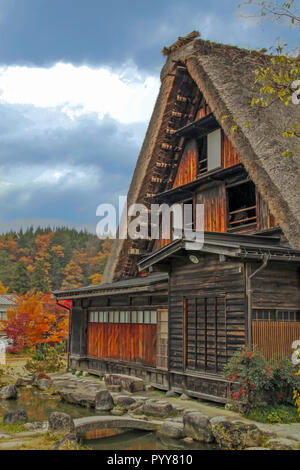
[245,404,300,424]
[0,416,26,434]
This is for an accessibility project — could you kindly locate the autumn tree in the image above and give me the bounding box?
[4,291,69,351]
[237,0,300,156]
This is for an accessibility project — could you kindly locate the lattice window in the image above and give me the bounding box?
[252,309,300,322]
[88,309,157,324]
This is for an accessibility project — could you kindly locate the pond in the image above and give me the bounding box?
[0,388,217,450]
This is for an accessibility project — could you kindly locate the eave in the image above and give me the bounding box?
[137,232,300,271]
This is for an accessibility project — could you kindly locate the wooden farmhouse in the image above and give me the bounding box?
[54,34,300,402]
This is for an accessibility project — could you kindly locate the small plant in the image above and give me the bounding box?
[25,343,66,373]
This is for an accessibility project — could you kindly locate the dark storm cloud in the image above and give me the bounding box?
[0,0,296,72]
[0,103,144,228]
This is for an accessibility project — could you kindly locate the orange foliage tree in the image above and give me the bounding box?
[4,291,69,352]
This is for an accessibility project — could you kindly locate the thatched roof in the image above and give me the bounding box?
[103,35,300,284]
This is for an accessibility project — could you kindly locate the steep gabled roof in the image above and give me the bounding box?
[103,35,300,284]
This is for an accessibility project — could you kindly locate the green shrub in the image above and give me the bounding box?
[224,346,300,412]
[25,343,66,373]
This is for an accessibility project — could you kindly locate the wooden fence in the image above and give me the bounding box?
[252,321,300,361]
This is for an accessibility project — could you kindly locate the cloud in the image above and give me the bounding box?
[0,62,160,124]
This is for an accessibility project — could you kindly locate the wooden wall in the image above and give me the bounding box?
[169,256,247,374]
[256,191,279,231]
[173,139,198,188]
[196,183,227,232]
[222,132,240,168]
[87,323,157,367]
[250,262,300,309]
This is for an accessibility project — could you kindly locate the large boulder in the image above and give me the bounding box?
[0,384,18,399]
[48,412,75,435]
[104,374,145,392]
[52,432,78,450]
[266,438,300,450]
[58,389,97,408]
[114,395,136,410]
[157,421,185,439]
[166,390,179,398]
[95,390,114,411]
[36,378,52,391]
[183,410,214,443]
[15,376,34,387]
[3,409,28,425]
[210,416,265,450]
[142,400,175,418]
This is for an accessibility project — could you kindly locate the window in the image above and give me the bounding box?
[252,309,300,322]
[227,181,256,229]
[0,310,6,321]
[196,129,221,176]
[207,129,221,171]
[88,309,157,324]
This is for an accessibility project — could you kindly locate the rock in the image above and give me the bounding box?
[183,410,214,443]
[48,412,75,435]
[245,447,270,450]
[36,378,52,391]
[179,393,192,400]
[142,400,175,418]
[145,385,154,391]
[266,438,300,450]
[0,433,10,439]
[23,422,43,431]
[32,372,51,384]
[111,408,126,416]
[3,409,28,425]
[107,385,122,392]
[52,432,77,450]
[75,371,81,377]
[95,389,114,411]
[210,416,265,450]
[0,384,18,399]
[104,373,145,392]
[128,400,144,411]
[157,421,185,439]
[114,395,136,410]
[82,371,89,377]
[166,390,179,398]
[58,388,100,408]
[15,376,34,387]
[183,437,194,443]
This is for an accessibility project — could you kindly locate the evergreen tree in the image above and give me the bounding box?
[30,260,51,293]
[9,259,31,294]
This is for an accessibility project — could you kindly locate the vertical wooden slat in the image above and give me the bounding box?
[252,321,300,360]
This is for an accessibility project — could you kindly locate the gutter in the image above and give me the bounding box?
[246,254,270,346]
[56,299,72,371]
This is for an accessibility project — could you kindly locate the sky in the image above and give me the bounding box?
[0,0,298,234]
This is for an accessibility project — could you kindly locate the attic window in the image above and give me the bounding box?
[197,129,221,176]
[227,181,257,229]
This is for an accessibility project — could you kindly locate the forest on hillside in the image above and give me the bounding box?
[0,227,112,294]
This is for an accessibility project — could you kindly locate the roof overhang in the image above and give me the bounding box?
[53,273,168,300]
[137,232,300,271]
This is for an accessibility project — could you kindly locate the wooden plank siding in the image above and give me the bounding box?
[251,262,300,310]
[196,183,227,232]
[256,190,279,231]
[222,131,240,168]
[87,323,157,367]
[169,257,246,374]
[172,139,198,188]
[252,321,300,361]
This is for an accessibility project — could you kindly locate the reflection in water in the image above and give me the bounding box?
[0,388,100,422]
[83,429,217,451]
